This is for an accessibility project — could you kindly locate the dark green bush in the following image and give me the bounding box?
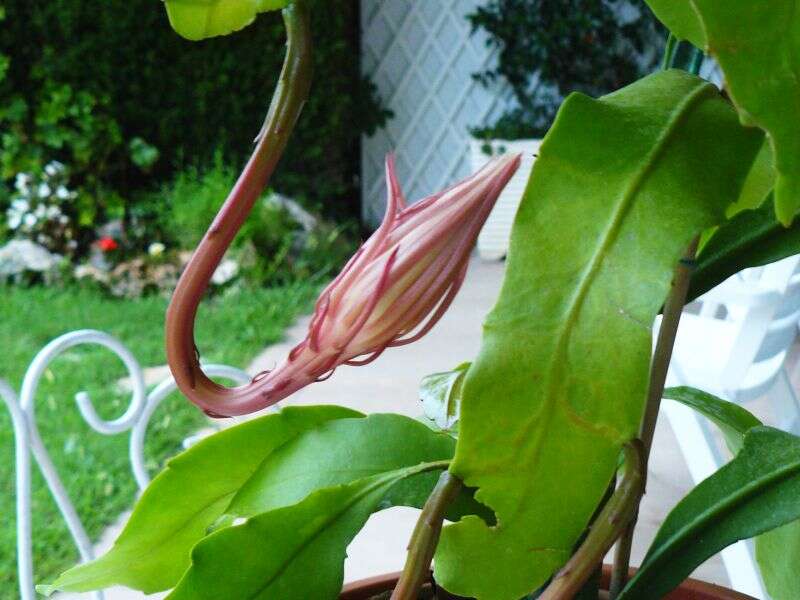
[0,0,388,225]
[469,0,663,139]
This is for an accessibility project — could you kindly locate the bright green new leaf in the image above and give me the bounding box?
[688,198,800,301]
[164,0,289,41]
[435,70,763,600]
[167,461,447,600]
[619,427,800,599]
[225,413,490,523]
[648,0,800,224]
[420,362,470,431]
[39,405,360,595]
[663,386,761,454]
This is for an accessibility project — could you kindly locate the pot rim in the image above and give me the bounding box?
[339,565,757,600]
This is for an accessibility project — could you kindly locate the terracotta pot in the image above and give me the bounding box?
[340,566,756,600]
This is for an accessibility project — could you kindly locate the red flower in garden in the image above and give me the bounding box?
[97,237,118,252]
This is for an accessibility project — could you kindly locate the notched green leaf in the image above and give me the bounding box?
[167,462,446,600]
[38,405,361,595]
[649,1,800,223]
[224,413,491,525]
[435,69,763,600]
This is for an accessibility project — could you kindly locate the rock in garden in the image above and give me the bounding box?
[266,193,318,231]
[211,258,239,286]
[0,239,61,276]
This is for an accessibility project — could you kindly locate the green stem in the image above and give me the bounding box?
[391,471,463,600]
[662,34,678,70]
[609,236,700,598]
[164,0,313,416]
[539,441,645,600]
[688,48,704,76]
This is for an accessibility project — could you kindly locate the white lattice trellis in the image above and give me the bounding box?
[360,0,512,226]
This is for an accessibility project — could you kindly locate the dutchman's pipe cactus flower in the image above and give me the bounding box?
[169,153,520,417]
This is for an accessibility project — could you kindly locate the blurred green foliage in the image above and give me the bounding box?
[469,0,663,139]
[0,0,389,223]
[148,154,357,288]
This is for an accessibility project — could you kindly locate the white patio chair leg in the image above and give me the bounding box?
[774,368,800,434]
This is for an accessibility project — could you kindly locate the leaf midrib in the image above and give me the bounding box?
[513,81,717,512]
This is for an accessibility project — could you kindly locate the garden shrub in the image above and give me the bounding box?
[468,0,663,139]
[151,157,357,290]
[0,0,388,228]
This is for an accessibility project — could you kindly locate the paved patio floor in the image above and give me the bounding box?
[58,256,736,599]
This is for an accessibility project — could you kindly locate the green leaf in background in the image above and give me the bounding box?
[420,362,470,432]
[164,0,289,41]
[663,386,761,454]
[618,426,800,600]
[688,198,800,301]
[38,405,360,595]
[224,413,489,523]
[646,1,706,48]
[661,386,800,599]
[434,69,763,600]
[726,140,775,218]
[647,0,800,224]
[756,519,800,600]
[167,461,447,600]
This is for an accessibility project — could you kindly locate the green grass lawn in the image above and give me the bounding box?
[0,282,319,597]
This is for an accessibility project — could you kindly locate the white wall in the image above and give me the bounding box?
[360,0,511,227]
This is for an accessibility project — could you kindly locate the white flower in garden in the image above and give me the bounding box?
[38,183,51,197]
[148,242,166,257]
[34,204,47,219]
[14,173,30,193]
[11,198,29,213]
[24,213,37,228]
[56,186,71,200]
[44,161,64,177]
[59,215,69,225]
[46,205,62,219]
[7,211,22,230]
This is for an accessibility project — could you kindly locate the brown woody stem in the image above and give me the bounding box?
[391,471,463,600]
[609,235,699,598]
[165,1,313,416]
[539,441,645,600]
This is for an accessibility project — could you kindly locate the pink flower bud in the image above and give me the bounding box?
[244,153,520,411]
[177,153,519,417]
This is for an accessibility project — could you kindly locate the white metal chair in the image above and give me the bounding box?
[0,329,252,600]
[656,254,800,599]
